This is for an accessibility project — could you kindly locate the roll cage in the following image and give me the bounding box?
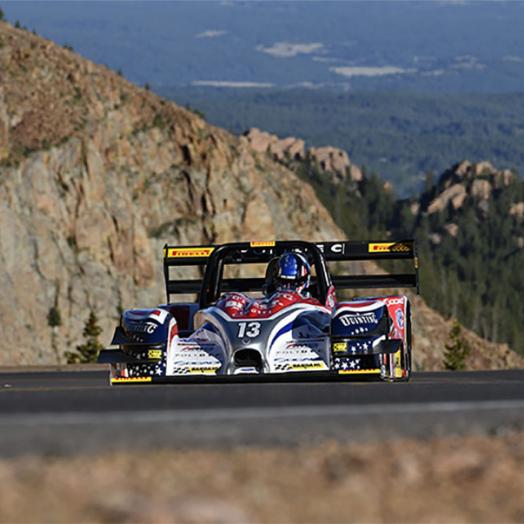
[199,241,331,308]
[163,239,419,307]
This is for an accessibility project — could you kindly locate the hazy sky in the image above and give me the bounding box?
[2,1,524,91]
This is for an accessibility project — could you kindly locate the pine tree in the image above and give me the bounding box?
[48,305,62,364]
[65,311,103,364]
[443,320,471,371]
[47,306,62,328]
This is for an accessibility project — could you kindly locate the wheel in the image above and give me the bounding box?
[380,303,412,383]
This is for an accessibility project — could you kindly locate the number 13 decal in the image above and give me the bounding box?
[237,322,261,338]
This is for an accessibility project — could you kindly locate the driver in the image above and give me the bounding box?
[264,251,311,297]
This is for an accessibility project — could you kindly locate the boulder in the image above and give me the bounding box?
[509,202,524,219]
[308,146,351,175]
[473,161,496,176]
[455,160,472,177]
[427,184,467,214]
[444,223,459,237]
[471,179,492,200]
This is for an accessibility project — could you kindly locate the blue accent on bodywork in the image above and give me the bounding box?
[204,322,219,335]
[268,315,317,350]
[269,321,294,349]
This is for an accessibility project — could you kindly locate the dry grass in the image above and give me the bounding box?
[1,432,524,523]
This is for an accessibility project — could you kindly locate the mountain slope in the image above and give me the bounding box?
[0,22,342,364]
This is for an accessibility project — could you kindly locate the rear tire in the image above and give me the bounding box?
[380,303,412,383]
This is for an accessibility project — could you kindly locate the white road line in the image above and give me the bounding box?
[1,399,524,427]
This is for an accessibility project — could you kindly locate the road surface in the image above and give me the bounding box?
[1,368,523,456]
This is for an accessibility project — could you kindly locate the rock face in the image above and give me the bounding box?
[0,24,342,364]
[426,160,515,216]
[244,128,305,161]
[509,202,524,219]
[244,128,363,183]
[427,184,466,214]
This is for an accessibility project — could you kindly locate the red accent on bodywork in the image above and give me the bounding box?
[215,292,323,319]
[168,319,178,346]
[336,300,381,310]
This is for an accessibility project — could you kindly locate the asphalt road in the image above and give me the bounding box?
[1,368,524,456]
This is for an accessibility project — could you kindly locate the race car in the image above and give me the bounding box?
[98,240,419,384]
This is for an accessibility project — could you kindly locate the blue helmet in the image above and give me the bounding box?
[273,252,311,294]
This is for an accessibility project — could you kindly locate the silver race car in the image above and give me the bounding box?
[98,240,419,383]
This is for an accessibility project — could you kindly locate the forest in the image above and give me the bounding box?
[293,158,524,354]
[162,87,524,196]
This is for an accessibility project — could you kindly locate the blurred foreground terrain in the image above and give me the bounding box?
[1,432,524,523]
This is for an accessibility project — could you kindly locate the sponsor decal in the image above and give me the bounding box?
[126,321,158,334]
[111,377,152,383]
[332,341,348,353]
[330,243,344,254]
[188,367,219,375]
[316,242,345,254]
[281,344,323,353]
[165,247,214,258]
[368,242,411,253]
[173,355,221,365]
[339,312,377,326]
[147,349,163,359]
[250,241,276,247]
[290,362,327,371]
[395,309,404,329]
[388,298,405,306]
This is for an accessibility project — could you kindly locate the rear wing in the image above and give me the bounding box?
[317,240,419,294]
[163,240,419,302]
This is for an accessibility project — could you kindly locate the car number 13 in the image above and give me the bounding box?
[237,322,261,338]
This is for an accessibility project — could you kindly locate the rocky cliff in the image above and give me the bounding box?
[245,128,364,184]
[0,23,342,364]
[414,160,522,247]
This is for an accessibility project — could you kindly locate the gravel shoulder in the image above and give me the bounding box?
[1,432,524,523]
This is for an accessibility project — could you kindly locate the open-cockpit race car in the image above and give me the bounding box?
[98,240,419,384]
